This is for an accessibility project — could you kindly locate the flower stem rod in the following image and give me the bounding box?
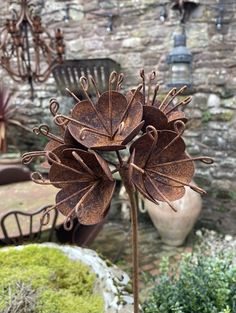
[119,168,139,313]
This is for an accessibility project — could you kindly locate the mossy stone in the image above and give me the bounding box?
[0,245,104,313]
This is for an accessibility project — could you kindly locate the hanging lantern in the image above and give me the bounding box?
[167,30,192,90]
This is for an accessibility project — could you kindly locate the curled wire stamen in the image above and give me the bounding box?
[198,157,214,164]
[173,120,186,136]
[140,69,145,79]
[64,215,74,231]
[130,163,145,174]
[72,151,95,176]
[49,98,60,117]
[149,71,156,81]
[161,85,187,112]
[74,183,98,219]
[31,172,50,184]
[165,96,191,115]
[147,156,214,169]
[33,124,64,144]
[140,69,146,101]
[80,76,89,91]
[54,114,107,139]
[66,87,80,102]
[147,71,156,106]
[112,84,142,138]
[79,126,110,141]
[151,84,159,106]
[146,125,158,144]
[147,169,206,195]
[118,121,125,135]
[46,151,62,164]
[89,75,101,98]
[159,87,177,110]
[155,128,185,160]
[109,71,118,87]
[143,126,159,168]
[79,76,110,135]
[79,128,86,140]
[128,148,135,185]
[116,73,124,91]
[22,151,46,164]
[108,72,118,136]
[146,174,177,212]
[54,114,69,127]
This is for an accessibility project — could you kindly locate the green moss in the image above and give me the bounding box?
[202,110,212,123]
[37,290,104,313]
[0,245,104,313]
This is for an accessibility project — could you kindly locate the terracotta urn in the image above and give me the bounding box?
[144,185,202,246]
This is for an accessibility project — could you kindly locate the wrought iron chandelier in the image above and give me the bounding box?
[0,0,65,99]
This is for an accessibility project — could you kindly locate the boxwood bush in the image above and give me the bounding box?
[143,253,236,313]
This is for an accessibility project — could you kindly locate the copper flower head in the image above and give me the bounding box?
[53,71,144,151]
[137,70,191,131]
[129,123,213,211]
[23,145,115,228]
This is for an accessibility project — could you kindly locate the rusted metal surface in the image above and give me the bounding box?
[22,70,213,313]
[139,70,190,131]
[0,0,65,98]
[22,69,213,229]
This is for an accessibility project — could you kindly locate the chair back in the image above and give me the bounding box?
[0,205,58,245]
[52,58,121,98]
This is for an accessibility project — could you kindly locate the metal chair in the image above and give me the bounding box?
[0,205,58,245]
[52,58,121,98]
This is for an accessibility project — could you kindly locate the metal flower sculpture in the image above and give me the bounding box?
[139,70,191,131]
[22,70,213,313]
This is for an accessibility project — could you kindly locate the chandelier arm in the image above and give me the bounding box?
[24,3,35,28]
[0,27,8,49]
[16,46,27,79]
[16,1,27,29]
[0,62,26,83]
[34,61,61,83]
[33,38,42,77]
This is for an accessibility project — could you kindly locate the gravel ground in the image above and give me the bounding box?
[193,228,236,260]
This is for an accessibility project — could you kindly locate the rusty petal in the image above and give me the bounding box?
[64,127,85,148]
[130,130,195,203]
[75,179,116,225]
[49,147,116,224]
[167,111,188,126]
[56,183,90,217]
[143,106,168,131]
[68,90,143,150]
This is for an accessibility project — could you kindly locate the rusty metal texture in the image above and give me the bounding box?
[129,123,213,211]
[22,70,213,227]
[0,0,65,98]
[138,69,191,131]
[53,72,144,150]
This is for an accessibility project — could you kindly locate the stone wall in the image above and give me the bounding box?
[1,0,236,233]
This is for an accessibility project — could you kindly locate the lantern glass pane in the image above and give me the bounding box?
[169,63,191,85]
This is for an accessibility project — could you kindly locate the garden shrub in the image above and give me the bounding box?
[143,253,236,313]
[0,245,104,313]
